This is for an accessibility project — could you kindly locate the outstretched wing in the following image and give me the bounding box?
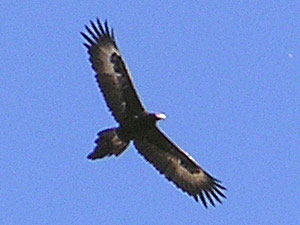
[81,19,145,124]
[134,127,226,208]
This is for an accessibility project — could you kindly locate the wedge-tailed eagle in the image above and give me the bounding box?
[81,19,226,208]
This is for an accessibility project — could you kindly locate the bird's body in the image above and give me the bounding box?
[81,19,226,208]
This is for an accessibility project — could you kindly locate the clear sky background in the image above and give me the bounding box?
[1,1,300,224]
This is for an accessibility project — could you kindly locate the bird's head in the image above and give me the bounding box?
[150,112,167,121]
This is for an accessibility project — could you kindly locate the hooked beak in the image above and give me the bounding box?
[154,112,167,120]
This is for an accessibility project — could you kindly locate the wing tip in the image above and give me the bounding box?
[81,18,116,49]
[192,178,226,208]
[83,43,90,49]
[199,192,208,208]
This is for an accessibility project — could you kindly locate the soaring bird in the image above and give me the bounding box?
[81,19,226,208]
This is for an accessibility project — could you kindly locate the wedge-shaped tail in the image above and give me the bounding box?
[87,128,129,160]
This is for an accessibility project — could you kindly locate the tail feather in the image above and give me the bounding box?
[87,128,129,160]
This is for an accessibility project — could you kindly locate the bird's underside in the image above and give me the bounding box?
[81,18,226,208]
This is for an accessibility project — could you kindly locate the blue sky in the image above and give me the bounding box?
[1,1,300,224]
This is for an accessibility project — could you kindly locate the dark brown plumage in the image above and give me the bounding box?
[81,19,226,208]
